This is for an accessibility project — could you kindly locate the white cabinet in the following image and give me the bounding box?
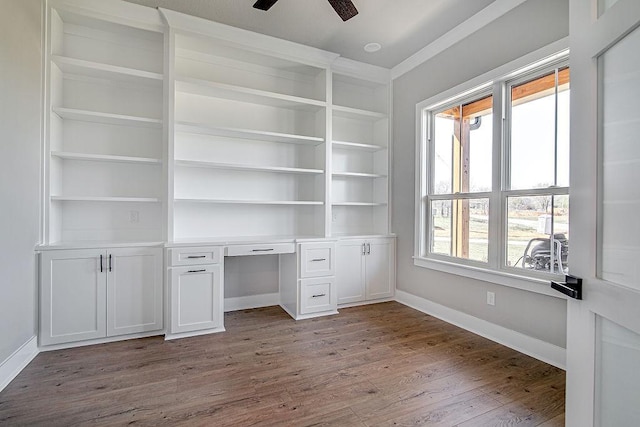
[40,247,163,346]
[167,246,225,337]
[170,265,223,334]
[279,241,338,319]
[336,237,395,305]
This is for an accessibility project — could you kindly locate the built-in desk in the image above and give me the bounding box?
[165,238,338,339]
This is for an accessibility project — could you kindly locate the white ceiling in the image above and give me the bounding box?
[124,0,497,69]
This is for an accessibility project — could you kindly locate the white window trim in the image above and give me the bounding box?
[413,37,570,298]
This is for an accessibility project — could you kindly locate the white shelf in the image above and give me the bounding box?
[332,171,387,178]
[175,160,323,175]
[175,121,324,145]
[52,152,161,165]
[51,55,163,85]
[332,202,388,206]
[333,105,387,121]
[332,140,386,152]
[175,78,326,111]
[51,196,161,203]
[53,107,162,128]
[175,198,323,206]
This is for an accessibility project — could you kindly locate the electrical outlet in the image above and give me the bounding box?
[129,210,140,223]
[332,211,337,222]
[486,291,495,306]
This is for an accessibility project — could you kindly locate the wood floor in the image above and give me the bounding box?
[0,302,565,426]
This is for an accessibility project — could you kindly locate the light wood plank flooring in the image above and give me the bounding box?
[0,302,565,426]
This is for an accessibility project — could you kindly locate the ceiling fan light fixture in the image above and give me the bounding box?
[253,0,279,11]
[253,0,358,21]
[364,43,381,53]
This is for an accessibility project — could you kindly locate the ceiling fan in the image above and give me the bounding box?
[253,0,358,22]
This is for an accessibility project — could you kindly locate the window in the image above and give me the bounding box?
[429,95,493,263]
[417,59,570,280]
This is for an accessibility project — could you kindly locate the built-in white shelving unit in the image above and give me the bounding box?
[330,65,390,236]
[165,13,336,242]
[42,3,392,245]
[45,3,165,244]
[38,1,395,348]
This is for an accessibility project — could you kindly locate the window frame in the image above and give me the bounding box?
[414,43,570,296]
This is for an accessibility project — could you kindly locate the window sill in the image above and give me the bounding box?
[413,256,567,299]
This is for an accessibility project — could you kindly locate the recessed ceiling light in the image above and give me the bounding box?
[364,43,381,53]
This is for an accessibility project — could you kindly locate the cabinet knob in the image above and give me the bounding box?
[187,269,206,274]
[310,258,326,262]
[252,248,274,252]
[312,293,327,298]
[186,255,206,259]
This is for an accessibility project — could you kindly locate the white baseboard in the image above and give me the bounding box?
[165,326,226,341]
[338,297,394,309]
[39,330,164,352]
[224,293,279,312]
[0,336,39,392]
[395,290,566,369]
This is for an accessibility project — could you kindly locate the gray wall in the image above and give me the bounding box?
[392,0,570,348]
[0,0,42,362]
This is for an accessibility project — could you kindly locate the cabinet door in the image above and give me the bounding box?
[107,247,163,337]
[365,239,395,300]
[40,249,106,346]
[170,265,223,334]
[336,240,366,304]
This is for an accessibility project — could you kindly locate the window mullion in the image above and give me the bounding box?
[489,82,504,271]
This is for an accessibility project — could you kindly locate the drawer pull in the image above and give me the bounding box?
[312,293,327,298]
[311,258,326,262]
[187,269,206,273]
[186,255,207,259]
[252,248,274,252]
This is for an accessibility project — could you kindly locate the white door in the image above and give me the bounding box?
[40,249,106,345]
[107,247,163,337]
[566,0,640,425]
[336,240,366,304]
[365,239,394,300]
[170,265,223,334]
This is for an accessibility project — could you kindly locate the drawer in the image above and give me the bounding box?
[300,242,335,278]
[226,243,295,257]
[300,277,336,315]
[169,246,223,266]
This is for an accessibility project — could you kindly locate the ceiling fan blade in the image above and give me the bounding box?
[327,0,358,21]
[253,0,279,11]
